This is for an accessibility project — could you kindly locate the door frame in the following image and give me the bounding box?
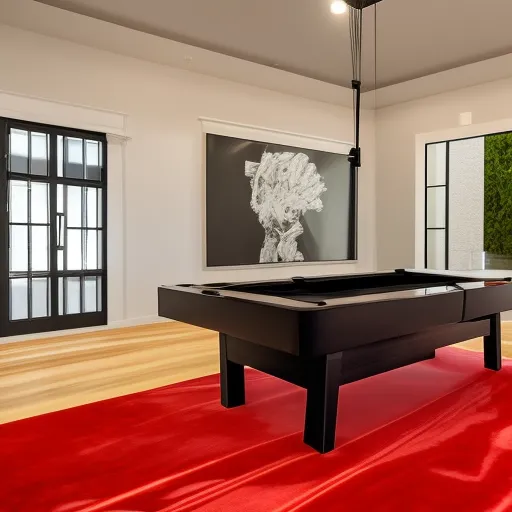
[415,117,512,269]
[0,90,129,335]
[0,117,108,337]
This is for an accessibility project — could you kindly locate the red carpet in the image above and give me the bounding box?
[1,347,512,512]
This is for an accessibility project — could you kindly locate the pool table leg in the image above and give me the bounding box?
[219,333,246,408]
[303,353,343,454]
[484,313,502,371]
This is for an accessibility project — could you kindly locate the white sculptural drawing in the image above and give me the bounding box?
[245,151,327,263]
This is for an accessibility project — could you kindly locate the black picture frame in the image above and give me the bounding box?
[204,132,358,269]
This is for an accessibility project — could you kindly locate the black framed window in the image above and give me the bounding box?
[0,118,107,337]
[425,141,449,269]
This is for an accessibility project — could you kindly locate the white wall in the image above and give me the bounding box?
[376,76,512,270]
[0,24,376,324]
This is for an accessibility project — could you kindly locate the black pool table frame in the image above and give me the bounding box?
[158,269,511,454]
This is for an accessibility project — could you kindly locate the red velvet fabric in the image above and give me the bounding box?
[1,347,512,512]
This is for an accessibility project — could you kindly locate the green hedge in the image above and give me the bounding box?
[484,133,512,256]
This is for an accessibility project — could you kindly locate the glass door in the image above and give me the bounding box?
[0,118,107,337]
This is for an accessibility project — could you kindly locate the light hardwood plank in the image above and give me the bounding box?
[0,322,218,424]
[457,319,512,354]
[0,321,511,425]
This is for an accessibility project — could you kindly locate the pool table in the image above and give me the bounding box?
[158,269,512,453]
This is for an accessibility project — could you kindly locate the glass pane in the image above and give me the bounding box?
[32,278,48,318]
[86,141,101,180]
[427,187,446,229]
[58,277,64,315]
[86,188,97,228]
[57,248,64,271]
[10,278,28,321]
[84,276,97,313]
[426,143,447,187]
[30,182,49,224]
[57,184,64,213]
[97,189,102,228]
[86,141,99,166]
[10,225,28,272]
[483,252,511,270]
[86,230,98,270]
[67,186,82,227]
[31,132,48,176]
[427,229,446,269]
[66,277,81,315]
[68,137,83,163]
[10,129,28,174]
[97,230,103,269]
[67,229,82,270]
[97,276,102,312]
[57,215,64,249]
[31,226,49,271]
[9,181,28,223]
[57,136,63,177]
[448,137,485,273]
[66,137,84,179]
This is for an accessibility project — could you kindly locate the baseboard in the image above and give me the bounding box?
[0,315,172,344]
[108,315,172,329]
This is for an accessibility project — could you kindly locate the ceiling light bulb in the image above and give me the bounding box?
[330,1,347,14]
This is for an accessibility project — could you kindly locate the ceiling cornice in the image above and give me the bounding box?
[2,0,512,111]
[370,52,512,109]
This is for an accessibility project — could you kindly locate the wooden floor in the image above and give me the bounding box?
[1,321,511,425]
[0,322,219,425]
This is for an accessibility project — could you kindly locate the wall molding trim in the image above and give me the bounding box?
[106,133,131,144]
[199,117,354,153]
[0,88,128,136]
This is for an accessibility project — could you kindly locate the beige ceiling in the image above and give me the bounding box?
[35,0,512,90]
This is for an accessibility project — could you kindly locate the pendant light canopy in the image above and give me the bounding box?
[344,0,383,9]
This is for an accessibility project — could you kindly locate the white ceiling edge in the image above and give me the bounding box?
[0,0,353,108]
[3,0,512,111]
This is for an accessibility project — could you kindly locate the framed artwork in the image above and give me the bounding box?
[203,120,357,268]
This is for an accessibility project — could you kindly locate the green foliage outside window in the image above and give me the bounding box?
[484,132,512,256]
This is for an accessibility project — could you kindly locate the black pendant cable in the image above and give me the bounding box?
[345,0,381,261]
[346,0,383,167]
[348,5,363,167]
